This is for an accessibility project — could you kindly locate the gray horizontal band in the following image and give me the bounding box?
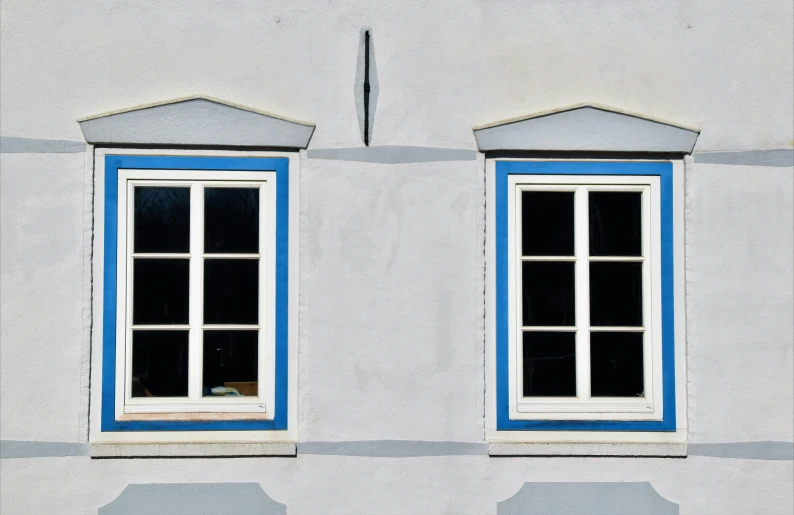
[4,439,792,459]
[297,440,487,457]
[688,441,793,460]
[0,136,86,153]
[1,440,88,458]
[307,146,477,164]
[694,149,793,167]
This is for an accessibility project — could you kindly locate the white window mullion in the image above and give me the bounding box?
[574,186,591,401]
[188,184,204,401]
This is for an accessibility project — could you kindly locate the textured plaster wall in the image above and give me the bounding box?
[0,152,88,442]
[686,164,794,443]
[300,159,481,442]
[1,0,792,150]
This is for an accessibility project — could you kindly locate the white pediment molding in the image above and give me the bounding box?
[78,95,315,148]
[473,103,699,153]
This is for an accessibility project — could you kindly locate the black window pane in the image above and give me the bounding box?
[523,332,576,397]
[203,331,258,396]
[589,192,642,257]
[590,332,645,397]
[204,259,258,324]
[204,188,259,254]
[131,331,188,397]
[589,262,643,326]
[522,262,575,326]
[134,187,190,253]
[133,259,189,325]
[522,191,574,256]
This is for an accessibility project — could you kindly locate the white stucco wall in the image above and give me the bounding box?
[1,1,792,151]
[686,164,794,443]
[1,0,793,514]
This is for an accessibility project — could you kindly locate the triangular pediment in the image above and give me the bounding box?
[79,95,314,148]
[473,103,699,153]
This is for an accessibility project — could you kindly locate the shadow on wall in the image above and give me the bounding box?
[497,482,678,515]
[98,483,285,515]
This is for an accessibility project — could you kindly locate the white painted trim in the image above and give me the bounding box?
[89,148,299,445]
[488,441,687,457]
[90,441,297,457]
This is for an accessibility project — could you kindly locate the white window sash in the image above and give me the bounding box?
[115,170,276,416]
[507,175,663,421]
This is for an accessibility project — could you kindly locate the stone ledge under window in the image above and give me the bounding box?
[90,441,296,458]
[489,442,687,457]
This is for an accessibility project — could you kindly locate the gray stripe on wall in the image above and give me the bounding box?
[0,440,88,458]
[298,440,488,457]
[307,145,478,163]
[0,136,87,153]
[693,149,793,166]
[689,441,794,461]
[3,439,792,459]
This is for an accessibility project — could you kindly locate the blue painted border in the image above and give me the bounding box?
[495,161,676,431]
[101,155,290,431]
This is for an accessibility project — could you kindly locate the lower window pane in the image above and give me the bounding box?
[203,331,259,396]
[131,331,189,397]
[522,332,576,397]
[590,332,645,397]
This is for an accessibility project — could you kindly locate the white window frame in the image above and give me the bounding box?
[115,168,277,418]
[507,174,663,421]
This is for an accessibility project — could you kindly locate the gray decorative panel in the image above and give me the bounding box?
[98,483,286,515]
[79,96,314,148]
[497,482,678,515]
[473,104,699,153]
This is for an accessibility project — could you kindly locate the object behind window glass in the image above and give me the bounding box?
[131,331,189,397]
[203,331,258,396]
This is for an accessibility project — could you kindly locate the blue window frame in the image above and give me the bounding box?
[495,161,676,431]
[101,155,289,431]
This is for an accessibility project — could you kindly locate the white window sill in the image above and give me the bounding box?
[488,442,687,457]
[90,441,296,458]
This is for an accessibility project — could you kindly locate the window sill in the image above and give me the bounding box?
[488,442,687,457]
[90,441,296,458]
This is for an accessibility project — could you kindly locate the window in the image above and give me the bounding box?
[495,161,676,431]
[100,154,290,431]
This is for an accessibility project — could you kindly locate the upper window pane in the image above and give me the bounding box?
[204,188,259,254]
[134,187,190,253]
[522,191,574,256]
[589,192,642,256]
